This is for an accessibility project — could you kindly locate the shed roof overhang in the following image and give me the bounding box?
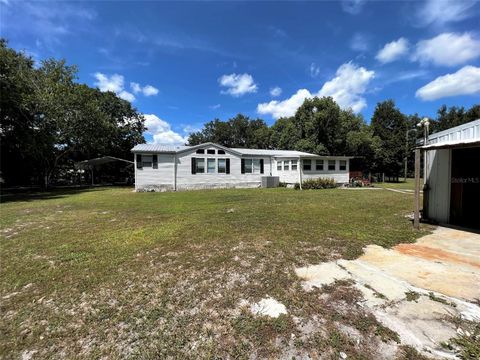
[418,139,480,151]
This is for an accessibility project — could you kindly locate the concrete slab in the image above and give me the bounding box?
[295,226,480,359]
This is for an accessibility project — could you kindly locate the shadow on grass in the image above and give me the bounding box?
[0,185,131,204]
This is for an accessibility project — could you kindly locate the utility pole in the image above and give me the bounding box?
[417,118,430,184]
[404,128,417,182]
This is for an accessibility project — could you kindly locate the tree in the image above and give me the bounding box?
[292,96,342,155]
[370,100,408,177]
[431,104,480,132]
[0,39,37,185]
[187,114,270,148]
[0,40,146,187]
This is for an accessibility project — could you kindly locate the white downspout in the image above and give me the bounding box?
[298,156,302,190]
[134,153,137,191]
[173,154,177,191]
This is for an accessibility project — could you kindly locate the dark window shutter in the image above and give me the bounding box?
[260,159,264,174]
[226,158,230,174]
[152,154,158,169]
[191,157,196,174]
[241,159,245,174]
[136,154,142,169]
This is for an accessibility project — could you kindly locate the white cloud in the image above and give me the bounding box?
[341,0,367,14]
[270,86,282,97]
[415,65,480,101]
[317,62,375,113]
[130,82,159,96]
[350,33,369,52]
[309,63,320,78]
[130,82,142,94]
[258,62,375,118]
[144,114,188,145]
[375,38,409,64]
[93,73,159,102]
[209,104,221,110]
[384,70,429,84]
[219,73,257,97]
[94,73,124,93]
[412,32,480,66]
[416,0,478,27]
[118,90,135,102]
[258,89,313,119]
[94,72,135,102]
[142,85,159,96]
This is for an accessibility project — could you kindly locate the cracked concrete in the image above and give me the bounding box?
[295,226,480,359]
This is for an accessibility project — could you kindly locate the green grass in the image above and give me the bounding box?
[0,186,428,358]
[373,178,416,190]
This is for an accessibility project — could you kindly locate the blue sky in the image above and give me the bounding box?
[2,0,480,144]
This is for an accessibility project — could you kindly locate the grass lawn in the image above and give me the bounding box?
[0,187,430,359]
[373,178,416,191]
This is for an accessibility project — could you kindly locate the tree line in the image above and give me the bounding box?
[189,98,479,178]
[1,40,146,188]
[1,39,478,188]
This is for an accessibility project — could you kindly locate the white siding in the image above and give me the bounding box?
[176,146,271,190]
[133,145,350,191]
[425,149,451,223]
[273,158,350,184]
[135,153,175,191]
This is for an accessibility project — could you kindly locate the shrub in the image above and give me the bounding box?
[295,177,337,190]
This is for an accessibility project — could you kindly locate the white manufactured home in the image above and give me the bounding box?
[131,143,352,191]
[419,119,480,229]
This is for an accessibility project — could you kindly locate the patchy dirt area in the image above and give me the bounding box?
[3,188,478,359]
[296,227,480,359]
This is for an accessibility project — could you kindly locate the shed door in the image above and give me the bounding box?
[450,147,480,229]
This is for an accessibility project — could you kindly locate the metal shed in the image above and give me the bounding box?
[413,119,480,229]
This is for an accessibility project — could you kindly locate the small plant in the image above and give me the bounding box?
[364,284,387,299]
[429,292,456,307]
[405,291,420,302]
[295,177,337,190]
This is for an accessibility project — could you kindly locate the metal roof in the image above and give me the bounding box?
[75,156,133,168]
[427,119,480,145]
[131,143,353,158]
[131,144,190,153]
[230,148,317,157]
[420,138,480,150]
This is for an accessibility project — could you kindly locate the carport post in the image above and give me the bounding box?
[414,149,421,229]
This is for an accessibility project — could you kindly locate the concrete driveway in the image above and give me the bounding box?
[296,227,480,359]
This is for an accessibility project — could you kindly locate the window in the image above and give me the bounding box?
[218,159,226,173]
[283,160,289,171]
[196,149,205,154]
[291,160,298,171]
[207,158,215,173]
[328,160,336,171]
[253,159,261,173]
[316,160,324,171]
[277,161,282,171]
[196,158,205,173]
[217,149,226,154]
[142,155,153,167]
[244,159,253,174]
[243,158,263,174]
[339,160,347,171]
[207,149,215,154]
[303,159,311,171]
